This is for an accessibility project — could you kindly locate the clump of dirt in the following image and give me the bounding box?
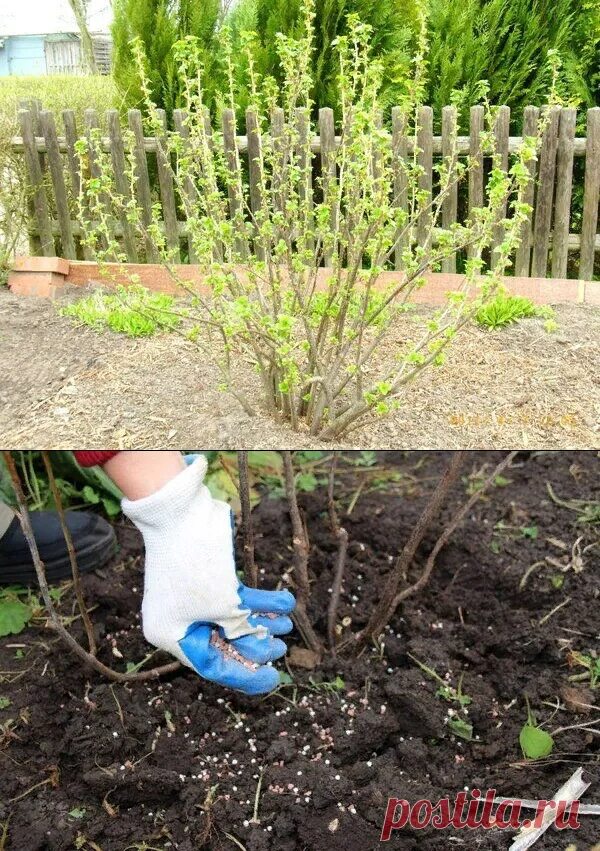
[0,451,598,850]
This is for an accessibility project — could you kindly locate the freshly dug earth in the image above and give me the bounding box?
[1,288,599,449]
[0,451,599,851]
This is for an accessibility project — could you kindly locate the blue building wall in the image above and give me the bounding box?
[0,35,47,76]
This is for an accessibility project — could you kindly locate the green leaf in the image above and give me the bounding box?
[521,525,538,539]
[519,724,554,759]
[0,697,12,710]
[68,807,87,819]
[0,599,32,637]
[101,496,121,517]
[448,717,473,740]
[295,473,318,492]
[278,671,294,685]
[82,485,100,504]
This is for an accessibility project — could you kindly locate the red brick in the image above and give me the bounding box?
[539,277,580,304]
[8,271,64,298]
[585,281,600,306]
[12,255,70,276]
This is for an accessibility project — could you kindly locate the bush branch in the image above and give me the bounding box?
[3,451,180,683]
[237,451,258,588]
[326,451,349,658]
[281,451,323,657]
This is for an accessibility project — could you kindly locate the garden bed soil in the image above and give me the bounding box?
[1,288,599,449]
[0,450,599,850]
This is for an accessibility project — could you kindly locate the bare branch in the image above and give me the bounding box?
[3,452,180,684]
[281,451,323,657]
[41,451,97,656]
[358,451,467,645]
[391,451,518,610]
[237,451,258,588]
[326,452,349,658]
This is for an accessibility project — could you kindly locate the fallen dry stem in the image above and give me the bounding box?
[2,451,181,684]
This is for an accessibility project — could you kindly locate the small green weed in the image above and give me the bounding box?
[519,697,554,759]
[567,650,600,689]
[60,286,183,338]
[475,292,555,330]
[0,587,34,638]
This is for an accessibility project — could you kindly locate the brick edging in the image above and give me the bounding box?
[7,257,600,306]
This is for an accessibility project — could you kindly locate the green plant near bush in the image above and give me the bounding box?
[60,286,183,337]
[475,291,555,329]
[75,1,550,440]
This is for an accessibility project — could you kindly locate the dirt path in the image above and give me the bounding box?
[1,288,599,448]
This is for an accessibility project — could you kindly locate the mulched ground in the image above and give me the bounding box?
[1,288,599,449]
[0,450,599,850]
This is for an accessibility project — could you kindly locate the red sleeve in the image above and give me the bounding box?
[74,451,120,468]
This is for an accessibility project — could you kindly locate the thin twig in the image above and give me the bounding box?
[281,451,323,657]
[358,451,468,645]
[41,451,97,656]
[326,452,349,658]
[3,452,181,684]
[237,451,257,588]
[389,452,518,614]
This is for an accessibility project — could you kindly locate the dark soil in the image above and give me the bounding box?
[1,451,599,851]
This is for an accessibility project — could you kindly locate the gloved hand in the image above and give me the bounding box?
[122,456,293,695]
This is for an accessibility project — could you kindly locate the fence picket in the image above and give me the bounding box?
[514,106,540,277]
[319,107,337,269]
[416,106,433,247]
[221,108,248,261]
[128,109,159,262]
[580,107,600,281]
[155,108,181,262]
[107,109,138,262]
[468,105,485,260]
[246,108,265,261]
[551,107,577,279]
[18,109,54,256]
[441,105,458,273]
[172,109,198,263]
[531,106,560,277]
[40,110,76,259]
[392,107,409,271]
[491,105,510,271]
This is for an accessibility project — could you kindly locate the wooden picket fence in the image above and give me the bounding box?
[11,99,600,281]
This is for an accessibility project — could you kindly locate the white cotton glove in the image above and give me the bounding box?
[121,456,260,666]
